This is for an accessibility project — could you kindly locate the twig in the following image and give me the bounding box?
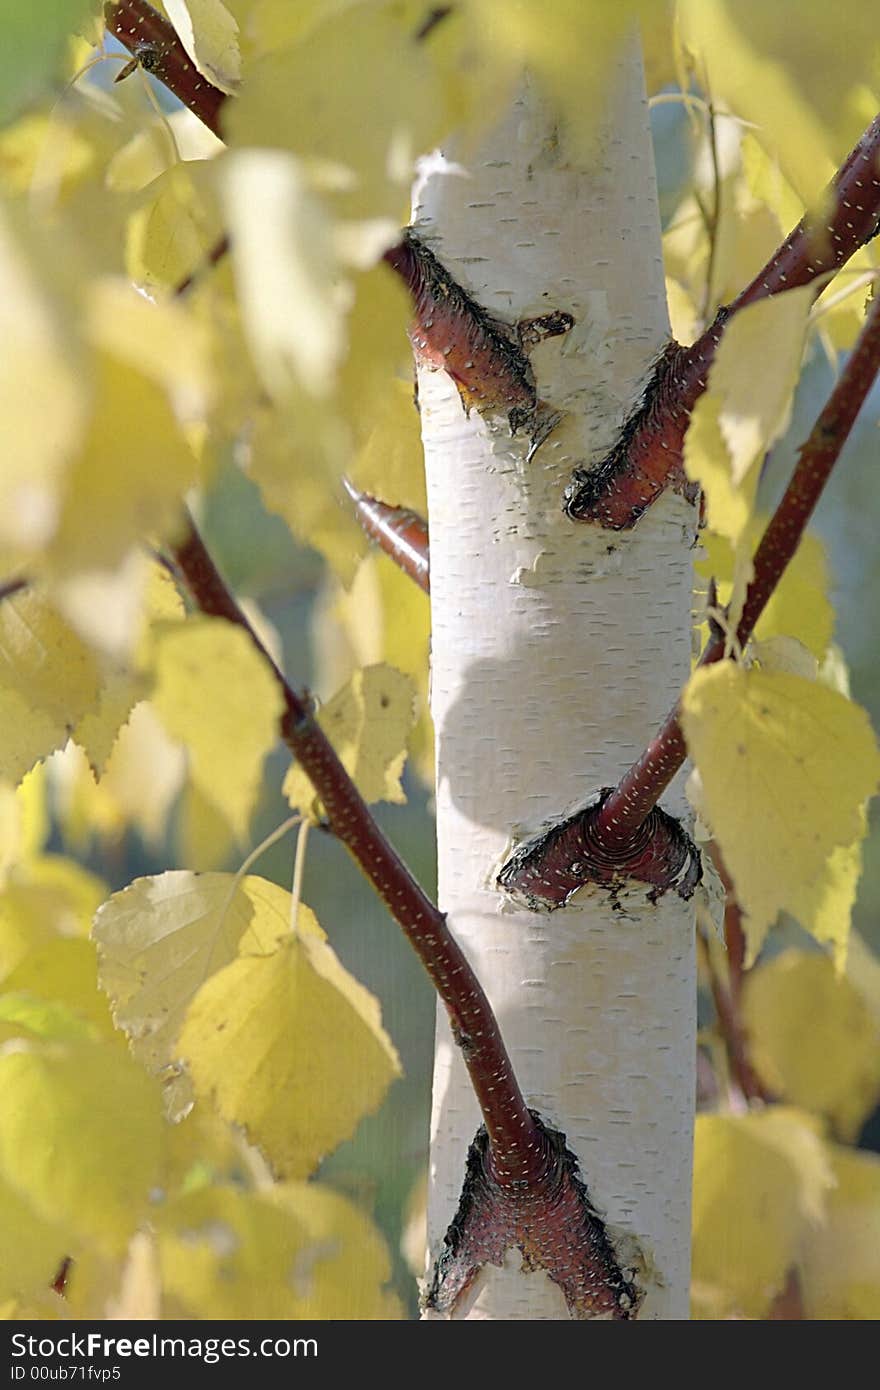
[342,479,430,591]
[701,865,774,1105]
[103,0,227,136]
[594,289,880,848]
[170,514,549,1187]
[566,109,880,528]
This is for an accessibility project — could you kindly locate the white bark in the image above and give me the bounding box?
[417,44,697,1319]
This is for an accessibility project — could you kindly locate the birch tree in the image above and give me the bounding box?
[1,0,880,1323]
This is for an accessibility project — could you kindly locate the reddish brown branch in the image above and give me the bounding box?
[704,848,775,1104]
[384,232,570,459]
[427,1117,640,1319]
[594,290,880,849]
[343,478,430,591]
[171,514,550,1188]
[567,110,880,529]
[104,0,227,137]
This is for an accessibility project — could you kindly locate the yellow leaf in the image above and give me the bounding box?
[74,669,149,779]
[126,164,221,291]
[684,393,759,544]
[678,0,838,204]
[157,1182,400,1319]
[784,828,864,969]
[52,353,199,576]
[665,276,699,347]
[0,994,94,1045]
[176,780,237,871]
[846,928,880,1022]
[692,1108,833,1318]
[685,1,880,200]
[284,664,415,819]
[0,766,48,884]
[247,388,363,583]
[696,528,835,663]
[93,869,269,1082]
[86,276,213,422]
[325,555,433,786]
[799,1145,880,1319]
[0,590,100,783]
[680,664,880,944]
[222,149,345,400]
[743,950,880,1139]
[151,616,283,841]
[0,1039,163,1256]
[225,1,450,221]
[3,937,118,1041]
[0,854,105,984]
[178,896,401,1177]
[713,289,812,486]
[164,0,242,94]
[0,203,87,570]
[160,1102,260,1198]
[106,109,224,194]
[0,1167,71,1304]
[54,707,186,849]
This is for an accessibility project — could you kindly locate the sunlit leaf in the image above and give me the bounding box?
[164,0,242,95]
[692,1107,833,1318]
[93,869,267,1081]
[151,616,283,841]
[743,950,880,1138]
[0,591,100,783]
[799,1145,880,1319]
[178,896,401,1177]
[0,1039,163,1256]
[284,664,415,820]
[680,664,880,947]
[157,1181,400,1319]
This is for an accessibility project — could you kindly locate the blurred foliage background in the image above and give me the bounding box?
[1,1,879,1318]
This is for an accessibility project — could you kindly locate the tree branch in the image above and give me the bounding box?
[565,111,880,528]
[594,289,880,850]
[342,479,430,591]
[104,0,227,137]
[170,514,550,1187]
[705,847,775,1106]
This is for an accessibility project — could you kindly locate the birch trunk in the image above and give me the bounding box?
[417,43,697,1319]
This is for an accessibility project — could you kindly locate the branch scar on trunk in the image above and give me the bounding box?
[497,788,702,912]
[384,230,573,460]
[426,1115,643,1320]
